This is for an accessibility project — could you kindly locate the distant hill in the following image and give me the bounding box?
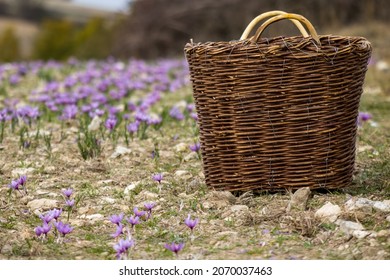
[0,0,121,23]
[0,17,38,58]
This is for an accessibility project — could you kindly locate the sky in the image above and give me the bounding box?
[71,0,130,11]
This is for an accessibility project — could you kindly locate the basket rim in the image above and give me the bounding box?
[185,35,371,51]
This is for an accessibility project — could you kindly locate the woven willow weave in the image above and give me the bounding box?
[184,12,372,192]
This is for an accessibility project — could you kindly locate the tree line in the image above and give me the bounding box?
[0,0,388,61]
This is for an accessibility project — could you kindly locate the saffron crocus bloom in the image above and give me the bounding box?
[111,223,124,238]
[40,212,55,224]
[109,213,124,225]
[359,112,372,121]
[41,222,52,236]
[62,188,73,198]
[66,199,75,207]
[49,208,63,220]
[169,106,184,121]
[127,215,140,228]
[144,202,156,218]
[144,202,156,212]
[133,207,146,218]
[358,112,372,126]
[189,142,201,153]
[105,117,117,131]
[152,173,163,184]
[9,179,20,190]
[60,104,78,120]
[164,242,185,256]
[190,112,198,121]
[184,214,199,232]
[34,226,43,237]
[55,221,73,237]
[126,121,139,133]
[18,175,27,186]
[113,238,134,260]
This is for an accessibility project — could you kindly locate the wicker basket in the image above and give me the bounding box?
[184,11,372,192]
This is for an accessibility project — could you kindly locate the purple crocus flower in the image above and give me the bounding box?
[17,175,27,193]
[9,74,20,85]
[146,116,162,126]
[126,121,139,133]
[358,112,372,126]
[144,202,156,212]
[89,108,105,118]
[60,105,78,120]
[189,142,201,153]
[66,199,75,208]
[41,222,52,236]
[105,117,117,131]
[359,112,372,121]
[113,238,134,260]
[184,214,199,232]
[164,242,185,256]
[8,179,20,190]
[62,188,73,198]
[17,106,40,124]
[109,213,124,225]
[111,223,124,238]
[55,221,73,237]
[144,202,156,219]
[34,226,43,237]
[152,173,163,184]
[49,208,63,220]
[127,102,137,112]
[127,215,140,228]
[40,212,55,224]
[18,175,27,186]
[133,207,146,218]
[186,104,195,112]
[169,106,184,121]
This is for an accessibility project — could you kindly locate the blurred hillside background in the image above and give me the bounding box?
[0,0,389,61]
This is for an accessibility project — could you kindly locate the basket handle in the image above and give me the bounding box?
[252,13,321,45]
[240,11,309,40]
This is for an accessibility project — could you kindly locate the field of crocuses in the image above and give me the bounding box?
[0,55,389,260]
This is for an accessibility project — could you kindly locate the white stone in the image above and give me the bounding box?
[136,190,159,200]
[357,145,374,153]
[27,198,58,211]
[28,130,51,137]
[376,60,389,72]
[184,152,198,162]
[315,202,341,222]
[174,100,187,109]
[231,205,249,212]
[11,167,35,177]
[345,197,374,212]
[216,231,238,237]
[44,166,56,173]
[372,200,390,212]
[336,219,365,236]
[101,197,115,204]
[174,143,188,153]
[110,146,132,158]
[77,206,91,215]
[352,230,371,239]
[88,116,102,131]
[386,216,390,222]
[355,198,374,208]
[175,170,190,179]
[124,181,141,195]
[81,214,104,220]
[286,187,311,212]
[97,179,114,186]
